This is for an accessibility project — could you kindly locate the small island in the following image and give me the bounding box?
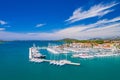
[0,41,4,44]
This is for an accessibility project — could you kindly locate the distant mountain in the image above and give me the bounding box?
[89,38,103,40]
[89,36,120,40]
[57,38,79,43]
[62,38,78,41]
[107,36,120,40]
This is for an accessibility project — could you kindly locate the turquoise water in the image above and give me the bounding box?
[0,41,120,80]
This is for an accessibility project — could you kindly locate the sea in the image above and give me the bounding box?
[0,41,120,80]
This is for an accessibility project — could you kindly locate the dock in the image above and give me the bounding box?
[67,62,80,66]
[30,58,80,66]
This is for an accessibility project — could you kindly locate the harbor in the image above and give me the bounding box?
[29,44,80,66]
[47,42,120,59]
[29,41,120,66]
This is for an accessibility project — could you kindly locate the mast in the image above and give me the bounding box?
[65,53,67,60]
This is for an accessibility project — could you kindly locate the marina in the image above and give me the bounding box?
[29,44,80,66]
[29,42,120,65]
[29,42,120,66]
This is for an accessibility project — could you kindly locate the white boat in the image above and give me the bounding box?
[94,53,119,57]
[29,44,46,62]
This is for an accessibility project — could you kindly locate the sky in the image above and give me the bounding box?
[0,0,120,40]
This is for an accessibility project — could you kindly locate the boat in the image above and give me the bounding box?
[29,44,46,61]
[29,43,80,66]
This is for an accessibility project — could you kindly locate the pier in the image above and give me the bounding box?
[30,58,80,66]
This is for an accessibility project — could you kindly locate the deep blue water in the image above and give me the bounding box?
[0,41,120,80]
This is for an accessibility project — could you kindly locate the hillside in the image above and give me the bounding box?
[59,38,120,44]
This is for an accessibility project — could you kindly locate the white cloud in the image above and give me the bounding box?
[0,16,120,40]
[36,23,46,27]
[0,20,7,25]
[0,28,5,31]
[65,2,119,23]
[0,31,54,40]
[54,21,120,39]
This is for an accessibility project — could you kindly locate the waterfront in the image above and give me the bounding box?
[0,41,120,80]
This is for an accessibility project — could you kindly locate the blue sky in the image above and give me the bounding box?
[0,0,120,40]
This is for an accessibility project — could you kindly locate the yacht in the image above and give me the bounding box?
[29,44,46,60]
